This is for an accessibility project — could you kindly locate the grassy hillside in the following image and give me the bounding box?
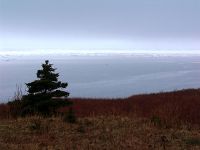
[0,89,200,149]
[66,89,200,126]
[0,116,200,150]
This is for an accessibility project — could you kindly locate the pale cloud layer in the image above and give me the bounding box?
[0,0,200,50]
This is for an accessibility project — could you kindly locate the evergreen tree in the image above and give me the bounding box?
[20,60,71,116]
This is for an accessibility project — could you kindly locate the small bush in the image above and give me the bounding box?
[7,100,23,118]
[151,115,162,127]
[63,108,76,123]
[76,124,85,133]
[0,104,10,119]
[28,118,42,131]
[185,138,200,146]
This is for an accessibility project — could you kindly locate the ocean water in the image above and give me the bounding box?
[0,50,200,102]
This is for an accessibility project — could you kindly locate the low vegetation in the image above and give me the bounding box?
[0,89,200,149]
[0,116,199,150]
[69,89,200,127]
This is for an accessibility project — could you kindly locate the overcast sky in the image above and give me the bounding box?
[0,0,200,50]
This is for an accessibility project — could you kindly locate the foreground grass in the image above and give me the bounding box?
[0,116,200,150]
[0,89,200,149]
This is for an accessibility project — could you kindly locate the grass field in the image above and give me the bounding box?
[0,89,200,149]
[0,116,200,150]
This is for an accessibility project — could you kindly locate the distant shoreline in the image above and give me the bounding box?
[1,49,200,58]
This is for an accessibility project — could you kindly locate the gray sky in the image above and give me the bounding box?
[0,0,200,50]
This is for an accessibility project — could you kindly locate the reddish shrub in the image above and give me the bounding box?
[66,89,200,125]
[0,104,10,119]
[1,89,200,126]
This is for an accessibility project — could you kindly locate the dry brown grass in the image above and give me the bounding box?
[0,116,200,150]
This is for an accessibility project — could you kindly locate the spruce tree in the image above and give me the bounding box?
[21,60,71,116]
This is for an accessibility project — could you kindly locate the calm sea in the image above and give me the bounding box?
[1,51,200,102]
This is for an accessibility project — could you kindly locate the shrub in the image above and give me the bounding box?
[185,138,200,146]
[150,115,162,127]
[63,108,76,123]
[7,99,23,118]
[28,118,42,131]
[0,104,10,119]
